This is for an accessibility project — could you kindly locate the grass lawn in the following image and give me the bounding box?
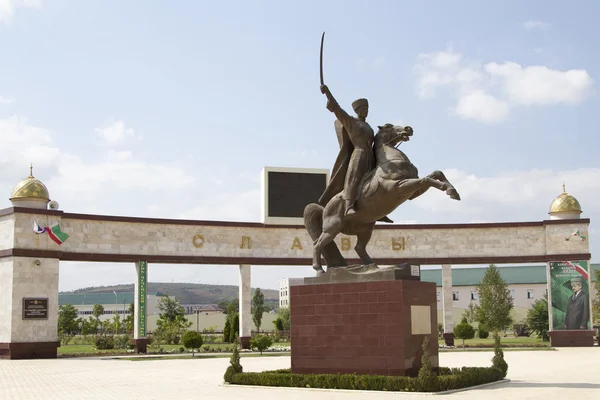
[116,352,291,361]
[440,336,550,347]
[58,341,291,356]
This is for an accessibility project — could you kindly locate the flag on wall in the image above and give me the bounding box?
[33,221,69,245]
[566,229,587,242]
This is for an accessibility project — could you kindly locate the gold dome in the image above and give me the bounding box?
[9,165,50,201]
[549,184,581,214]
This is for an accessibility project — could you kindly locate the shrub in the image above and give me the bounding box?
[94,335,115,350]
[223,318,231,343]
[250,335,274,354]
[492,334,508,378]
[478,325,490,339]
[416,336,438,392]
[114,334,131,350]
[454,318,475,349]
[224,366,504,392]
[224,341,243,382]
[183,331,204,356]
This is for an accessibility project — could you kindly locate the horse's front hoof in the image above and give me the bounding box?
[313,265,325,275]
[447,188,461,200]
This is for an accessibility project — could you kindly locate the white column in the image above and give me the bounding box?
[238,264,252,348]
[442,264,454,336]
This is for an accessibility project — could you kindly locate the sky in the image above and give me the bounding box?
[1,0,598,292]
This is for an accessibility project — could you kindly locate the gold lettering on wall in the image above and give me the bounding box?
[241,236,252,249]
[291,237,303,250]
[392,237,407,251]
[341,237,351,251]
[192,234,205,248]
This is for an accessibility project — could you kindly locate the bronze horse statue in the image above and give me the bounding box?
[304,123,461,274]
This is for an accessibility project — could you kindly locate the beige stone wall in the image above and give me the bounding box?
[545,224,591,255]
[0,259,14,341]
[0,256,59,343]
[10,212,590,261]
[0,214,14,251]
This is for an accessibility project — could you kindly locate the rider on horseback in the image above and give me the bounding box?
[319,84,393,223]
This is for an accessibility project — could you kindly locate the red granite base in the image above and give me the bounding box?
[0,341,59,359]
[131,338,151,354]
[290,279,438,377]
[548,330,595,347]
[239,336,251,350]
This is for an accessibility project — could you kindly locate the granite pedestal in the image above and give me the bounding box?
[290,264,438,377]
[548,330,596,347]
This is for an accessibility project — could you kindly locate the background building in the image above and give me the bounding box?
[58,292,164,321]
[279,278,303,308]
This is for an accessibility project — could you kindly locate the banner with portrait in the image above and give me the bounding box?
[549,260,591,331]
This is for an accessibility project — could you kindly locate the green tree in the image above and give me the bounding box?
[223,318,231,342]
[526,292,550,341]
[92,304,104,325]
[110,313,122,334]
[230,313,240,343]
[249,334,273,355]
[454,317,475,349]
[273,317,284,331]
[475,264,514,335]
[58,304,80,342]
[217,299,230,312]
[461,301,478,323]
[251,288,265,332]
[182,330,204,357]
[277,307,291,330]
[227,299,239,314]
[81,317,97,336]
[123,302,134,333]
[155,294,192,344]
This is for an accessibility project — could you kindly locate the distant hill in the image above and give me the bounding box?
[60,282,280,306]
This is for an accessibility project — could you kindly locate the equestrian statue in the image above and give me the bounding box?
[304,32,461,274]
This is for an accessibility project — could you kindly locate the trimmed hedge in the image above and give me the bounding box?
[224,366,504,393]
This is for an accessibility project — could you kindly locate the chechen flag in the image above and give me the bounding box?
[33,221,70,245]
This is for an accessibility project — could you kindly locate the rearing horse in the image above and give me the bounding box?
[304,124,461,274]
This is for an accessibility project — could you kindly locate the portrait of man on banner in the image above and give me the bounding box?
[549,261,590,331]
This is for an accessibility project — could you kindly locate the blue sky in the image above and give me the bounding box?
[0,1,598,291]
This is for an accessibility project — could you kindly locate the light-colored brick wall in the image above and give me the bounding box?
[10,212,590,261]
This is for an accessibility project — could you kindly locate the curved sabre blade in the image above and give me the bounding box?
[319,31,325,86]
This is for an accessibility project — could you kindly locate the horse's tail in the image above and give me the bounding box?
[303,203,347,269]
[303,203,325,242]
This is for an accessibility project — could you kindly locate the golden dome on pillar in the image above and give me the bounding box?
[9,165,50,202]
[549,184,582,215]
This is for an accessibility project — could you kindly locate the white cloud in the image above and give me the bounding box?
[414,49,594,123]
[453,89,510,123]
[0,96,14,104]
[0,0,41,24]
[399,167,600,223]
[0,115,195,212]
[523,20,551,30]
[95,120,140,147]
[485,62,593,105]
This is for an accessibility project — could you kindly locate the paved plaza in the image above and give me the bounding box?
[1,348,599,399]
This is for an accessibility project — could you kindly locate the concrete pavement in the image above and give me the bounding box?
[1,348,599,399]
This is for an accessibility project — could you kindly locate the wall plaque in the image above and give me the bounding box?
[22,298,49,320]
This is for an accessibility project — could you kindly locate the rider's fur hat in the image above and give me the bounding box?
[352,98,368,112]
